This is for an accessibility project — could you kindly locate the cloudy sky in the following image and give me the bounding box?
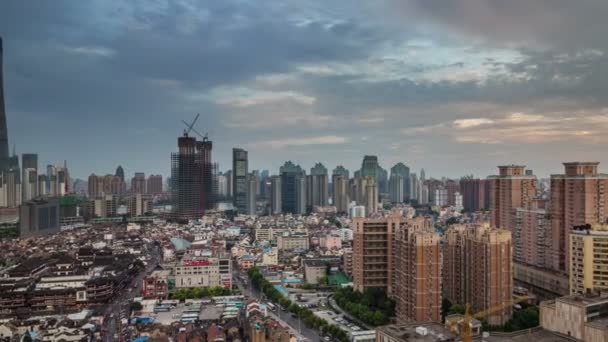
[2,0,608,179]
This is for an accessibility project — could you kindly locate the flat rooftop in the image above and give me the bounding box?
[376,322,456,341]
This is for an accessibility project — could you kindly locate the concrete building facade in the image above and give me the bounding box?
[550,162,608,274]
[444,224,513,325]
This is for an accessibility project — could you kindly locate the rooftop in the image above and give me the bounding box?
[376,322,457,342]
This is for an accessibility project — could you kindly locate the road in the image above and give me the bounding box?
[103,242,161,342]
[233,270,322,342]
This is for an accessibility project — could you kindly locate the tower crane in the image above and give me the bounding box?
[181,114,209,141]
[446,296,530,342]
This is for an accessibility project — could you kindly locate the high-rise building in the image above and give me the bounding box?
[147,174,163,194]
[513,199,550,268]
[115,165,125,182]
[390,163,410,201]
[0,169,20,207]
[394,217,442,323]
[225,170,233,198]
[232,148,248,214]
[280,161,306,214]
[21,154,37,174]
[444,224,513,325]
[377,165,388,195]
[364,176,378,216]
[409,173,419,201]
[171,134,213,220]
[420,185,429,205]
[127,193,151,217]
[570,224,608,295]
[0,37,10,172]
[19,197,60,237]
[131,172,146,194]
[425,179,443,204]
[445,179,460,206]
[246,173,257,216]
[460,178,489,212]
[216,172,229,198]
[434,187,447,206]
[389,175,405,203]
[454,192,463,210]
[352,215,399,294]
[37,175,47,197]
[332,165,349,179]
[307,163,329,210]
[21,154,37,200]
[22,168,37,201]
[270,176,282,215]
[332,175,349,213]
[550,162,608,274]
[489,165,537,231]
[361,155,378,181]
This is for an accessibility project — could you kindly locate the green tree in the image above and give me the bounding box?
[449,304,465,315]
[130,301,143,311]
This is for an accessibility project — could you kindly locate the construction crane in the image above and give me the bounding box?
[181,113,202,137]
[446,296,530,342]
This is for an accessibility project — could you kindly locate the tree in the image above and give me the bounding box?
[448,304,465,315]
[446,217,459,226]
[130,301,143,312]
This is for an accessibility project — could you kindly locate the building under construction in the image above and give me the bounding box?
[171,133,213,220]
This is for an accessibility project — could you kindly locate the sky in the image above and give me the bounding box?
[2,0,608,180]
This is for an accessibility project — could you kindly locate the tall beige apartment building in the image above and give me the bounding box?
[353,215,441,323]
[444,224,513,325]
[489,165,537,231]
[569,223,608,295]
[550,162,608,273]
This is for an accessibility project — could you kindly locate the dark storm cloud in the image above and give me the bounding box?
[1,0,608,179]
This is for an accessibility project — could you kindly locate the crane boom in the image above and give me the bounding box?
[447,296,529,342]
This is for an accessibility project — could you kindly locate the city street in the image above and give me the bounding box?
[233,270,322,342]
[102,242,161,342]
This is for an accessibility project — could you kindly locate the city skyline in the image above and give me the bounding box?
[2,2,608,179]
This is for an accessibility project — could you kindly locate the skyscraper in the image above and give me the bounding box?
[21,154,37,172]
[232,148,248,214]
[388,174,404,203]
[147,174,163,194]
[246,173,257,215]
[171,133,213,220]
[332,175,349,213]
[364,176,378,216]
[409,173,419,201]
[0,37,10,172]
[307,162,329,210]
[115,165,125,182]
[489,165,537,232]
[280,161,306,214]
[460,178,489,212]
[361,155,379,181]
[332,165,349,179]
[389,163,410,203]
[377,165,388,195]
[131,172,146,194]
[22,154,37,200]
[22,168,37,201]
[270,175,282,215]
[550,162,608,273]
